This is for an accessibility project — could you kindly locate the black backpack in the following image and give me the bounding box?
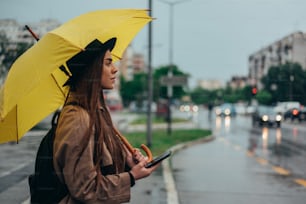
[28,109,68,204]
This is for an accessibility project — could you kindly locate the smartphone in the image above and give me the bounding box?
[145,150,172,168]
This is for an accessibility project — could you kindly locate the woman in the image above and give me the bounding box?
[53,38,159,203]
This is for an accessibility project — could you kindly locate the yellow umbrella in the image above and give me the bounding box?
[0,9,152,143]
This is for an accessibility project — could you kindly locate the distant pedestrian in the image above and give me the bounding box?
[208,102,213,120]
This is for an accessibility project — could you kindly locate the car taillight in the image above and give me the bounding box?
[292,109,299,116]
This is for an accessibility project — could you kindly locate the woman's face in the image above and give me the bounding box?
[101,50,118,89]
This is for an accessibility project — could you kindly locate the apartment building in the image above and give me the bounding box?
[227,76,248,90]
[118,45,146,81]
[0,19,60,43]
[197,79,223,90]
[248,31,306,89]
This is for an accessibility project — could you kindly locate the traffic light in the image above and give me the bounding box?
[251,86,257,96]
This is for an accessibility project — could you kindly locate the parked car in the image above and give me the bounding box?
[252,106,282,127]
[215,103,236,117]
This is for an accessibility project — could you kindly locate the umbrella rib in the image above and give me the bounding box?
[15,105,19,143]
[51,73,67,98]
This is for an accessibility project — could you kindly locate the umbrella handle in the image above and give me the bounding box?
[113,127,153,162]
[140,144,153,162]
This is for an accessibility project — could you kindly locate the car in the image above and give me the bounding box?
[252,106,282,127]
[284,108,300,121]
[179,103,199,113]
[106,98,123,111]
[299,107,306,121]
[215,103,236,117]
[156,99,168,118]
[246,105,256,115]
[235,103,247,115]
[284,107,306,122]
[274,101,301,115]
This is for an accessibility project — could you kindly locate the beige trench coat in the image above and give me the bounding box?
[53,103,131,204]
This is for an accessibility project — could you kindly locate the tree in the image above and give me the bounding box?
[256,90,272,105]
[261,62,306,104]
[153,65,188,101]
[190,87,213,105]
[119,64,189,107]
[120,73,147,107]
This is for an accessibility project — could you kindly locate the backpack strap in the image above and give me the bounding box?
[52,101,83,126]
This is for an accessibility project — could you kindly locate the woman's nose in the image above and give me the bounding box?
[112,64,118,73]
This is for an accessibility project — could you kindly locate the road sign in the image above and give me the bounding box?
[160,76,188,86]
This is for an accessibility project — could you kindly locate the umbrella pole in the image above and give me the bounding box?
[113,127,153,161]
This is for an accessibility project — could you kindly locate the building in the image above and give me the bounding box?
[248,31,306,89]
[118,45,146,81]
[0,19,61,84]
[227,76,248,89]
[0,19,60,43]
[197,79,223,90]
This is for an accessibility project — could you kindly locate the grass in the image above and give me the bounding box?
[124,129,212,155]
[130,115,189,124]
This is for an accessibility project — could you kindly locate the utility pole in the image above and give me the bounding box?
[146,0,153,147]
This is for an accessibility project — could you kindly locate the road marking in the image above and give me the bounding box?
[21,198,30,204]
[246,150,254,157]
[272,166,291,176]
[294,179,306,188]
[0,163,29,178]
[163,159,179,204]
[256,157,268,165]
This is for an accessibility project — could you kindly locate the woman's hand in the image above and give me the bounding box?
[125,147,161,180]
[125,147,146,167]
[129,155,160,180]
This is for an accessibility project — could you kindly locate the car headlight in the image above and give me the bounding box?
[262,115,268,121]
[179,105,184,112]
[276,115,282,121]
[215,108,221,115]
[224,108,231,115]
[192,105,199,112]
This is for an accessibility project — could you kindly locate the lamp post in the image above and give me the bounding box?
[146,0,153,147]
[159,0,190,135]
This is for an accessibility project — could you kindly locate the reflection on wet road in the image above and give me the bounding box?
[173,108,306,203]
[209,110,306,187]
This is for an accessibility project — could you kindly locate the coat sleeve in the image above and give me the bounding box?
[54,106,131,203]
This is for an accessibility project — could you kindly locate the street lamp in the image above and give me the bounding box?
[146,0,153,147]
[159,0,191,135]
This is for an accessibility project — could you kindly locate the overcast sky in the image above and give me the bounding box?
[1,0,306,87]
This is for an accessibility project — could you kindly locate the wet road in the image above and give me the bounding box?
[172,108,306,204]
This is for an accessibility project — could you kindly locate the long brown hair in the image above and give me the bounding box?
[67,50,125,173]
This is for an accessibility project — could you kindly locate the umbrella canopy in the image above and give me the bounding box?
[0,9,152,143]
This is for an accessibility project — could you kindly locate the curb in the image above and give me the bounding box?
[162,135,215,204]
